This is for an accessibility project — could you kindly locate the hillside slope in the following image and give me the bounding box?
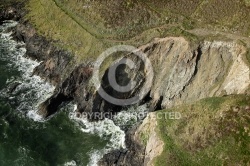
[25,0,250,61]
[139,95,250,165]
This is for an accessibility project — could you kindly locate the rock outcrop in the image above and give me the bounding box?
[140,38,250,109]
[98,125,145,166]
[13,23,75,85]
[137,113,164,166]
[99,37,250,165]
[0,2,24,24]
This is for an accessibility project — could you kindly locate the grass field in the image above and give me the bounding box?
[24,0,250,61]
[155,95,250,165]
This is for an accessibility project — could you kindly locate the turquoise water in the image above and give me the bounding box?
[0,21,109,166]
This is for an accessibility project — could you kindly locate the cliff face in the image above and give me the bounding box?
[37,36,250,119]
[140,38,250,109]
[135,113,164,166]
[98,38,250,166]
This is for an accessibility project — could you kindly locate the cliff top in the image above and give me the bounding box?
[23,0,250,61]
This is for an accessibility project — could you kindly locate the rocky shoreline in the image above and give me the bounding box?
[1,1,250,166]
[1,2,147,165]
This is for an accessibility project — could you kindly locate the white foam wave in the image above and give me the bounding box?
[69,104,148,166]
[1,21,148,166]
[64,160,77,166]
[0,21,55,121]
[113,104,148,129]
[69,106,125,166]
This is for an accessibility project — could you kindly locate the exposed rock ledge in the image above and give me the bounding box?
[98,113,163,166]
[138,113,164,166]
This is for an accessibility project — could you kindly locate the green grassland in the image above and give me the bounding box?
[25,0,108,62]
[155,95,250,165]
[24,0,250,61]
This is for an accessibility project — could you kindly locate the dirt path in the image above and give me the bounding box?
[49,0,250,46]
[188,28,250,47]
[51,0,178,43]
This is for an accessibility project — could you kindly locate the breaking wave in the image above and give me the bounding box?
[0,21,55,121]
[69,104,148,166]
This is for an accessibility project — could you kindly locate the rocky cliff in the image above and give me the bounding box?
[141,37,250,108]
[34,36,250,120]
[98,37,250,166]
[1,1,250,165]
